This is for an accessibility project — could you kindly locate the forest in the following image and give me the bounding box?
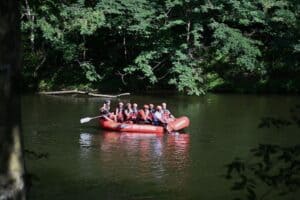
[21,0,300,95]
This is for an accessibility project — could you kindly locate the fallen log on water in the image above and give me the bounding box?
[39,90,130,98]
[39,90,86,95]
[87,92,130,98]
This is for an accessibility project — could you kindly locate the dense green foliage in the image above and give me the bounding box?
[21,0,300,94]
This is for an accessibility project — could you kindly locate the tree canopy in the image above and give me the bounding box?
[21,0,300,94]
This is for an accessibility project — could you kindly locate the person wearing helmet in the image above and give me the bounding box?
[115,102,125,122]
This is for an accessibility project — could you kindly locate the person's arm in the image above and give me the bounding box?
[170,112,175,119]
[160,117,167,124]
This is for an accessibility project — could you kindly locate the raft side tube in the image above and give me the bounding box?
[167,116,190,131]
[100,119,164,134]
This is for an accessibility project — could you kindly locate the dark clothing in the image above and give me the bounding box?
[150,108,156,114]
[100,104,110,115]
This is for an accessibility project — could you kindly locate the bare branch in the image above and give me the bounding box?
[153,58,167,71]
[157,70,171,80]
[33,55,46,77]
[116,71,128,85]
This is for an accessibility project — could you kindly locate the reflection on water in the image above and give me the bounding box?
[79,132,190,185]
[79,133,93,147]
[23,94,300,199]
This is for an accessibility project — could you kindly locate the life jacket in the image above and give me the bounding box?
[124,108,134,120]
[116,107,124,122]
[138,109,152,121]
[145,110,152,120]
[138,109,146,120]
[162,109,171,120]
[132,108,138,119]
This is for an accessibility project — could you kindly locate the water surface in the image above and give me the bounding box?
[22,94,300,199]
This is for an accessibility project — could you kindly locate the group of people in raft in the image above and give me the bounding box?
[100,100,175,126]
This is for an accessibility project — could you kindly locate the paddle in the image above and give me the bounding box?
[80,115,104,124]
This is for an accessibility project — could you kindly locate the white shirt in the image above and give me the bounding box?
[154,111,163,121]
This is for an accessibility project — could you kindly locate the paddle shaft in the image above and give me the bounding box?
[90,115,104,120]
[80,115,105,124]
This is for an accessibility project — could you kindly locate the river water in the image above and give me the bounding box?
[22,94,300,200]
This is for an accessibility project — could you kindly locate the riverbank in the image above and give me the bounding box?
[21,77,300,96]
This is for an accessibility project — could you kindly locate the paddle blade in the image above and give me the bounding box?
[80,117,91,124]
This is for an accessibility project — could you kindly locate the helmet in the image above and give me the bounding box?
[104,100,110,104]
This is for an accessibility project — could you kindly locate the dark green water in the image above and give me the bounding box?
[22,94,300,200]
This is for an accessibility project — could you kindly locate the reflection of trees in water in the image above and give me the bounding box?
[24,149,49,160]
[225,105,300,200]
[23,149,49,193]
[258,105,300,129]
[225,144,300,200]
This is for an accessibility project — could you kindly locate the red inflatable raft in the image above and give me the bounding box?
[99,116,190,134]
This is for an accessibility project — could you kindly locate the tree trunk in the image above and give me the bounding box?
[186,20,191,44]
[0,0,26,199]
[82,35,86,61]
[38,90,130,98]
[123,34,128,61]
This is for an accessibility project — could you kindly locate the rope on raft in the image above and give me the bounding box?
[39,89,130,98]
